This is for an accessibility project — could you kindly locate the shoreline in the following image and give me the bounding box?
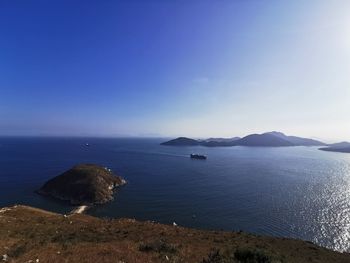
[70,205,89,214]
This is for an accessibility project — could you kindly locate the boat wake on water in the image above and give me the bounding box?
[114,149,189,158]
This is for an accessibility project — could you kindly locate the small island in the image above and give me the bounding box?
[319,147,350,153]
[319,142,350,153]
[37,164,126,205]
[160,137,201,146]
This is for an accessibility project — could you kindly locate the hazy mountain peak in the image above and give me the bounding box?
[264,131,286,138]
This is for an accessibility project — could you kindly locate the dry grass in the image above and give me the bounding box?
[0,205,349,263]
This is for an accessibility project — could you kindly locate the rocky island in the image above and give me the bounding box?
[320,146,350,153]
[161,137,201,146]
[37,164,126,205]
[319,142,350,153]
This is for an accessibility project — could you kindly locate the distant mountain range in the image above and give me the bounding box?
[161,131,328,147]
[264,131,327,146]
[201,137,241,147]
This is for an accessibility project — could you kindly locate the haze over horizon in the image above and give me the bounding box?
[1,1,350,142]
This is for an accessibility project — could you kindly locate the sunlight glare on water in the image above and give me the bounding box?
[1,138,350,252]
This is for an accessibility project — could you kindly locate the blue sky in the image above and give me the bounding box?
[1,1,349,140]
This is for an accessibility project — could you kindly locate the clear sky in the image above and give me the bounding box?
[1,1,349,141]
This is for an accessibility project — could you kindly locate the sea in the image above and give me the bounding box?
[0,137,350,252]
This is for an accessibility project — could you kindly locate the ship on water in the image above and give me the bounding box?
[190,154,207,160]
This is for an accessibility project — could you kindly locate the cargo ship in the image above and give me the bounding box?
[190,154,207,160]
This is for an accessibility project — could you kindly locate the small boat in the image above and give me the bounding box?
[85,143,90,147]
[190,154,207,160]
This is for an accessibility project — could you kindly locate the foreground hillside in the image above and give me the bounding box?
[0,206,349,263]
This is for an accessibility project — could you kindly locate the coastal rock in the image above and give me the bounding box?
[37,164,126,205]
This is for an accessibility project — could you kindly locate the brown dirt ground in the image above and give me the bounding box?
[0,205,349,263]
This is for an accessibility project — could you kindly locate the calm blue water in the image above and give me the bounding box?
[1,137,350,252]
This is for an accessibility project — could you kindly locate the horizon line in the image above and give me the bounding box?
[0,132,347,143]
